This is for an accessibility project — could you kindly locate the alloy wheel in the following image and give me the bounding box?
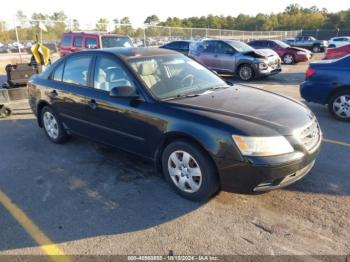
[239,66,253,81]
[333,95,350,119]
[43,111,59,140]
[283,54,294,64]
[313,46,320,53]
[167,150,202,193]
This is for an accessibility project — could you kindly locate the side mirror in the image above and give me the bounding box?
[225,80,234,86]
[110,86,139,99]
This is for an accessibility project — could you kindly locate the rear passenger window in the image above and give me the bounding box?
[51,62,64,81]
[61,36,71,46]
[203,41,217,53]
[73,36,83,47]
[94,57,134,92]
[85,37,97,48]
[167,42,180,49]
[62,56,92,86]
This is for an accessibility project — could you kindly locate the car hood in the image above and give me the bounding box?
[287,47,310,53]
[166,85,314,136]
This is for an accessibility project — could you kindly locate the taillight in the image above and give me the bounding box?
[305,68,315,79]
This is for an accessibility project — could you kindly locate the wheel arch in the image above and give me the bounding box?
[36,100,51,127]
[326,86,350,104]
[153,131,220,179]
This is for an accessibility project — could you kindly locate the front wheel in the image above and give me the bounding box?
[312,45,321,53]
[238,64,254,81]
[283,53,295,64]
[162,140,219,201]
[328,91,350,122]
[41,106,69,143]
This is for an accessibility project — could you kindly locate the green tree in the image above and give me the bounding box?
[95,18,109,32]
[144,15,160,25]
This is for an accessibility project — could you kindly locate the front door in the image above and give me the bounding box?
[84,55,151,156]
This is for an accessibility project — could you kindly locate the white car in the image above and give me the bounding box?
[328,37,350,48]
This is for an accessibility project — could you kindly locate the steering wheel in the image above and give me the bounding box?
[180,74,194,88]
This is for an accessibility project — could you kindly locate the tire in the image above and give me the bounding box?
[282,53,295,64]
[238,64,254,81]
[41,106,69,143]
[312,45,321,53]
[0,106,11,118]
[328,91,350,122]
[162,140,219,201]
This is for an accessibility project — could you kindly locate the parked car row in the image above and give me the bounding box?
[58,32,134,56]
[0,41,58,54]
[159,37,350,122]
[283,36,328,53]
[301,54,350,121]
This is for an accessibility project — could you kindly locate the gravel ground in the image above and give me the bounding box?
[0,54,349,257]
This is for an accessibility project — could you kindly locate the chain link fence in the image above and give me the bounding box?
[0,19,303,51]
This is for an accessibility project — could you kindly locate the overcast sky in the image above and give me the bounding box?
[2,0,350,27]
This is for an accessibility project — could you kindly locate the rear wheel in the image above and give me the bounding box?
[162,140,219,201]
[283,53,295,64]
[238,64,254,81]
[312,45,321,53]
[328,91,350,122]
[41,106,69,143]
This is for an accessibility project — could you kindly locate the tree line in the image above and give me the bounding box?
[0,4,349,42]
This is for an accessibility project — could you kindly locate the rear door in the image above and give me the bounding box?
[59,35,72,56]
[196,40,219,70]
[71,35,84,53]
[48,54,93,135]
[85,36,99,49]
[215,41,236,73]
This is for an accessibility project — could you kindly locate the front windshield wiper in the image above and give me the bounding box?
[162,93,200,101]
[207,85,230,91]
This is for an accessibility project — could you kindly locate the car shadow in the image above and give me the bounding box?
[0,118,203,251]
[221,71,305,86]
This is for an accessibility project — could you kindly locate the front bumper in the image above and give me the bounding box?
[218,144,321,193]
[255,66,282,77]
[295,52,312,62]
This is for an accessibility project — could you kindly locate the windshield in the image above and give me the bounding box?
[128,55,227,100]
[275,40,290,48]
[225,40,255,53]
[101,36,133,48]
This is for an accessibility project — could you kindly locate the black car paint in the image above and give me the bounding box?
[28,48,320,191]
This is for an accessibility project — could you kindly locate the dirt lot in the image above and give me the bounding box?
[0,53,349,258]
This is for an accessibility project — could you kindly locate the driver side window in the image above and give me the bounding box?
[216,42,235,54]
[93,56,134,92]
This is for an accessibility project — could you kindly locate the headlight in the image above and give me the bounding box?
[297,51,306,55]
[258,63,268,70]
[232,135,294,156]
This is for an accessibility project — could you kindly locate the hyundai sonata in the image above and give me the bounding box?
[28,48,321,201]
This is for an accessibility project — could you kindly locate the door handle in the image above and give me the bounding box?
[88,99,97,110]
[48,90,58,98]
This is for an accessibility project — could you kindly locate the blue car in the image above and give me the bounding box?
[300,55,350,121]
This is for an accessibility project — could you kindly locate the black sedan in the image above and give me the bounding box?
[159,40,193,55]
[28,48,322,201]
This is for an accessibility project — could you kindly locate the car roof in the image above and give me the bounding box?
[63,32,129,37]
[91,47,180,59]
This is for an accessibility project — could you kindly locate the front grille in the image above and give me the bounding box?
[298,119,321,152]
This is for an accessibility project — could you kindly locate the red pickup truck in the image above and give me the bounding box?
[58,32,134,56]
